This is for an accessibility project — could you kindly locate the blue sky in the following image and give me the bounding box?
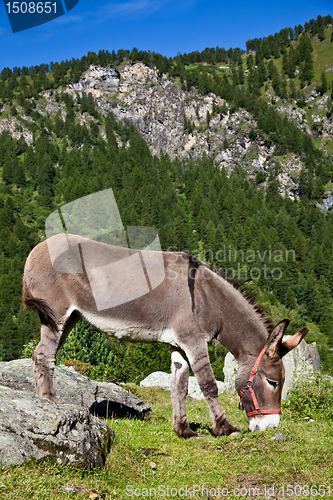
[0,0,332,70]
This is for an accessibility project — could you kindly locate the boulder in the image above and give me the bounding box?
[0,359,151,468]
[0,385,114,469]
[281,336,321,399]
[140,371,227,400]
[140,371,171,392]
[0,359,151,419]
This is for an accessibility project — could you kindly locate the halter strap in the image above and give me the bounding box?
[238,347,281,417]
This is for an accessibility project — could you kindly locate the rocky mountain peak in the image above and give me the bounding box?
[66,63,305,197]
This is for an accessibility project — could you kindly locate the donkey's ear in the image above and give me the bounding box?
[265,319,290,359]
[279,326,309,358]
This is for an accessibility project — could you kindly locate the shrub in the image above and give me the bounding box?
[20,338,39,358]
[249,128,258,141]
[283,374,333,420]
[62,359,102,379]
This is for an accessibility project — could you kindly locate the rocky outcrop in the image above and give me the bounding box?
[140,371,227,399]
[71,65,120,93]
[320,193,333,211]
[57,63,276,178]
[276,94,333,150]
[223,352,239,393]
[276,103,310,134]
[0,115,33,144]
[0,359,151,468]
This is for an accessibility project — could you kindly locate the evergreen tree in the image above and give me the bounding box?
[319,71,328,95]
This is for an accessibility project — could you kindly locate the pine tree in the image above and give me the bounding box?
[318,25,325,41]
[285,287,297,309]
[319,71,328,95]
[289,79,297,100]
[0,344,6,361]
[238,64,245,85]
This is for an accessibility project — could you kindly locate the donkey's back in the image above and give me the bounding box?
[23,234,220,342]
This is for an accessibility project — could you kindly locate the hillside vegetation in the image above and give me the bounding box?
[0,14,333,378]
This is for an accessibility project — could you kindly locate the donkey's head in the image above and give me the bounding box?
[236,319,308,432]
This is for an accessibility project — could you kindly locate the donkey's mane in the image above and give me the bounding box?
[210,264,274,334]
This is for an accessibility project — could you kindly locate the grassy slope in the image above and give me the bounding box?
[189,27,333,103]
[311,29,333,86]
[0,387,332,499]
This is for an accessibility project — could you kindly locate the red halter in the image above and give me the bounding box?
[238,347,281,417]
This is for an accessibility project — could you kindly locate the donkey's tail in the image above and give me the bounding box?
[22,279,58,331]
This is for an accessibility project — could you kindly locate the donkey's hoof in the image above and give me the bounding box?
[40,392,56,403]
[213,422,240,436]
[174,424,198,439]
[182,428,198,439]
[224,424,240,436]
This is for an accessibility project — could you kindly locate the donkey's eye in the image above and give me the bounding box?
[266,379,278,390]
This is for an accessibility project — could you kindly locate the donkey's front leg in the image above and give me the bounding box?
[170,350,198,438]
[184,343,240,436]
[32,324,60,402]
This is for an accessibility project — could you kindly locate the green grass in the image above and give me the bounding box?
[0,385,332,499]
[312,29,333,86]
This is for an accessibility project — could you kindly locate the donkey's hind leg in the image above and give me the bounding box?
[33,312,81,401]
[32,324,62,402]
[170,350,198,438]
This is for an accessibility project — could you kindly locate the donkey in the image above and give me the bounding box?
[23,233,308,437]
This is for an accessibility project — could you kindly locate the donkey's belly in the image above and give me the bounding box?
[80,310,179,346]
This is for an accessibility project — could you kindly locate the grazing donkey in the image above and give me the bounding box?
[23,234,308,436]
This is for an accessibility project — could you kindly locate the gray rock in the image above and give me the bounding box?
[72,65,120,91]
[0,116,33,145]
[281,336,321,399]
[140,371,227,400]
[320,194,333,211]
[223,352,239,392]
[140,371,171,391]
[0,359,152,468]
[0,359,151,419]
[271,431,286,442]
[223,339,321,399]
[305,89,319,102]
[0,384,115,468]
